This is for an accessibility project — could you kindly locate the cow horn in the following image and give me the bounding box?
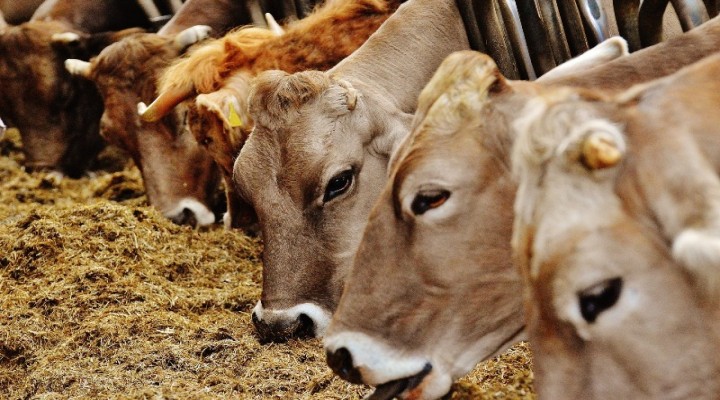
[336,79,358,111]
[581,131,623,169]
[52,32,81,44]
[265,13,284,36]
[138,86,194,122]
[174,25,212,51]
[65,59,92,78]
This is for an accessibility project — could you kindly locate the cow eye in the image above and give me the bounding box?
[411,190,450,215]
[578,277,622,323]
[323,169,353,203]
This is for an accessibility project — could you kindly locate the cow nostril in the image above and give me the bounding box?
[326,347,364,384]
[251,311,316,343]
[294,313,315,339]
[170,208,198,227]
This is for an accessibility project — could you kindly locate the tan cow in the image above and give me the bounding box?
[231,0,469,342]
[511,53,720,399]
[230,0,695,342]
[64,26,222,226]
[323,15,720,400]
[141,0,400,229]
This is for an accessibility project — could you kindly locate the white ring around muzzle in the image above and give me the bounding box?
[253,300,332,337]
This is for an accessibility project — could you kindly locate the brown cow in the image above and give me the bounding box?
[323,15,720,400]
[158,0,254,36]
[30,0,160,33]
[156,0,317,37]
[141,0,401,229]
[0,0,44,24]
[0,22,143,177]
[511,53,720,399]
[229,0,468,342]
[64,26,222,226]
[0,0,161,177]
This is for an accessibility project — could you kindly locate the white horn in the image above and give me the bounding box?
[51,32,81,44]
[136,0,162,19]
[265,13,284,36]
[174,25,212,50]
[65,59,92,78]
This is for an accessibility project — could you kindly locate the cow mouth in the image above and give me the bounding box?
[364,363,432,400]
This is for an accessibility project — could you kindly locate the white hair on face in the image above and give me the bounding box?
[252,300,332,337]
[164,198,216,227]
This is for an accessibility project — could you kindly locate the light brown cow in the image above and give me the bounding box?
[142,0,400,229]
[231,0,469,342]
[511,53,720,399]
[323,15,720,400]
[64,26,222,226]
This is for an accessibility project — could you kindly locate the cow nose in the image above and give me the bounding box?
[169,207,198,227]
[251,311,315,343]
[326,347,364,384]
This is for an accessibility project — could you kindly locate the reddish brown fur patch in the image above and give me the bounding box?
[91,33,180,101]
[161,0,398,95]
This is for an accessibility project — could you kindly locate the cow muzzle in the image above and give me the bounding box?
[163,198,216,227]
[251,300,331,343]
[323,331,452,400]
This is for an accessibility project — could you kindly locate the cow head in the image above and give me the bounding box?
[511,81,720,399]
[234,69,412,341]
[65,26,224,227]
[187,72,257,229]
[323,52,526,400]
[0,21,137,177]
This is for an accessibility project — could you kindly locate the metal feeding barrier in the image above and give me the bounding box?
[457,0,718,80]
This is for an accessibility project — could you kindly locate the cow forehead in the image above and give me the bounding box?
[236,118,356,205]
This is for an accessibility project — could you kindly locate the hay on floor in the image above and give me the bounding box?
[0,128,534,399]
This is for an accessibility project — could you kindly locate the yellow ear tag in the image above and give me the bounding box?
[227,103,244,128]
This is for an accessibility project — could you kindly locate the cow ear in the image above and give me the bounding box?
[196,91,249,131]
[334,79,358,111]
[413,51,505,135]
[539,36,629,83]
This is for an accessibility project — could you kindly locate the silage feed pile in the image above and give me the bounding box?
[0,128,535,399]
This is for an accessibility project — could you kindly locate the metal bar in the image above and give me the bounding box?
[456,0,487,52]
[639,0,671,46]
[670,0,710,30]
[536,0,572,63]
[476,0,522,79]
[516,0,558,76]
[557,0,590,55]
[703,0,719,16]
[614,0,642,51]
[499,0,537,79]
[576,0,612,44]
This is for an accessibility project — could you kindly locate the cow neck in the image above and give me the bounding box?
[330,0,469,114]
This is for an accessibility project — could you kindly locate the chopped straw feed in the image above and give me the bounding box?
[0,128,534,399]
